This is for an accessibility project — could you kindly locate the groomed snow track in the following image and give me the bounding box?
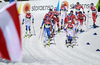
[0,13,100,65]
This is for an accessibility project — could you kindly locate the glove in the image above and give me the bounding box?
[32,21,34,23]
[87,11,89,13]
[22,22,24,25]
[83,11,85,13]
[43,19,46,21]
[40,26,42,29]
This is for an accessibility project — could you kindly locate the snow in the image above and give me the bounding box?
[0,12,100,65]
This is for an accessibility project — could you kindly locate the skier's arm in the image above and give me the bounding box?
[64,24,68,31]
[83,14,86,21]
[40,20,45,29]
[41,20,45,27]
[81,6,84,11]
[22,16,25,25]
[73,24,76,30]
[81,6,85,13]
[95,7,98,15]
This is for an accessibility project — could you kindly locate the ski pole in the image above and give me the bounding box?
[38,28,42,40]
[33,23,36,36]
[41,26,44,42]
[86,12,89,32]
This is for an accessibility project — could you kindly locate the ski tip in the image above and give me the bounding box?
[96,49,100,51]
[93,33,97,35]
[86,42,90,45]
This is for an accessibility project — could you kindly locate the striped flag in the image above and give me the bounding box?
[96,0,100,10]
[57,0,60,11]
[0,2,22,61]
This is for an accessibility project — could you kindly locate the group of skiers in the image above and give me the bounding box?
[22,2,98,48]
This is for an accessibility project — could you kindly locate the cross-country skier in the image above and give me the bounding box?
[64,10,76,25]
[64,20,76,48]
[40,16,52,47]
[77,11,86,33]
[22,10,34,38]
[43,9,52,21]
[72,2,85,16]
[88,3,98,28]
[60,2,68,29]
[50,7,60,33]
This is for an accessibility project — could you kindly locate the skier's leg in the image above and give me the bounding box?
[24,25,28,38]
[44,30,47,43]
[80,19,83,32]
[61,19,63,29]
[29,26,31,33]
[25,25,28,33]
[61,13,65,29]
[92,13,96,28]
[28,25,32,38]
[57,17,60,32]
[66,35,68,44]
[75,11,77,16]
[47,29,51,46]
[66,35,69,47]
[76,21,80,32]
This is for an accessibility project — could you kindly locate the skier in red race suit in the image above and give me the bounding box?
[50,7,60,33]
[43,9,53,21]
[72,2,85,16]
[77,11,86,33]
[64,10,76,25]
[88,3,98,28]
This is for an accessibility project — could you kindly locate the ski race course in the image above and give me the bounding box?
[0,12,100,65]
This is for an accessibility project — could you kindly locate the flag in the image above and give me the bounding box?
[57,0,60,11]
[96,0,100,10]
[0,2,22,62]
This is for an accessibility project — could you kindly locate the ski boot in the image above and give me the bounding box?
[61,25,63,30]
[93,24,96,28]
[69,39,72,44]
[43,41,46,47]
[65,40,68,48]
[28,31,32,38]
[66,45,68,48]
[71,44,74,48]
[24,35,27,38]
[80,29,84,33]
[24,31,28,38]
[58,28,60,33]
